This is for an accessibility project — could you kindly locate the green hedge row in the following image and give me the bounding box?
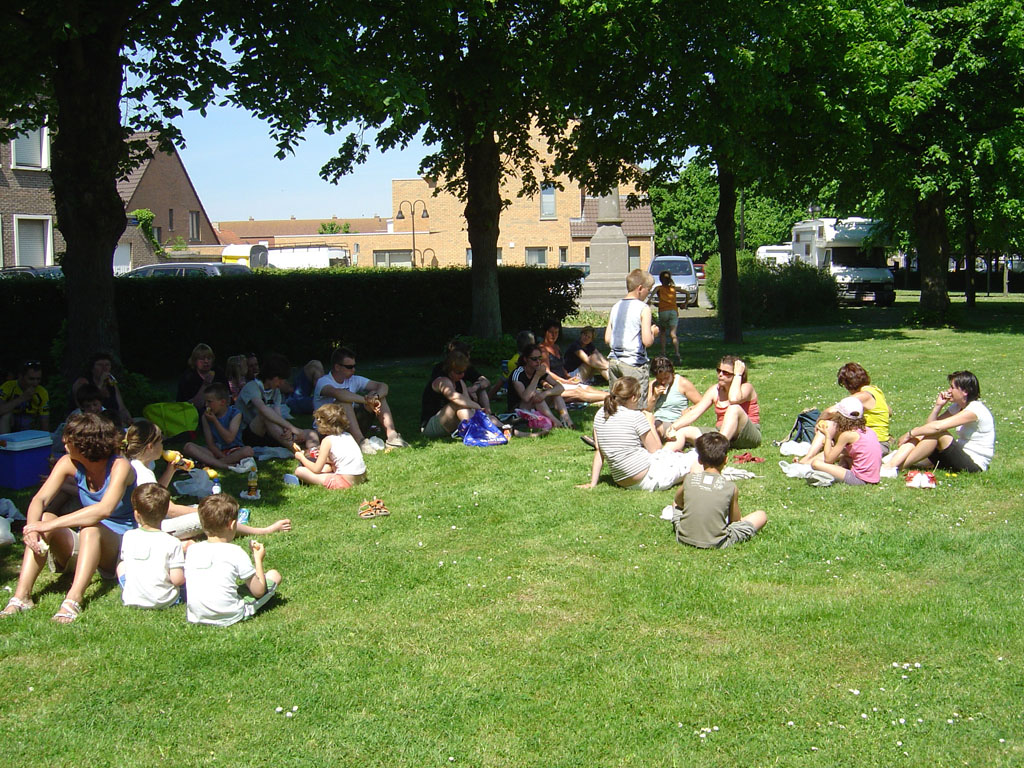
[2,267,581,378]
[704,253,839,327]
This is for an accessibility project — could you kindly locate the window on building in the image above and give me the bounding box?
[526,247,547,266]
[168,208,174,231]
[189,211,200,241]
[153,226,162,243]
[373,249,413,268]
[628,245,641,272]
[14,217,51,267]
[467,248,503,266]
[540,184,556,219]
[11,126,48,169]
[585,247,590,262]
[559,246,568,264]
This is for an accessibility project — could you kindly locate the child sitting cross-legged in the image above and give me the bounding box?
[185,493,282,626]
[183,383,256,473]
[810,396,882,485]
[670,432,767,549]
[116,484,186,610]
[288,403,367,489]
[125,419,290,540]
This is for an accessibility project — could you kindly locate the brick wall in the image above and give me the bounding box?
[0,134,66,267]
[124,148,218,246]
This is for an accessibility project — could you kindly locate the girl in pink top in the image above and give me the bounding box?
[811,396,882,485]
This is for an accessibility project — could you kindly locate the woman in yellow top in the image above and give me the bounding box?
[652,271,680,360]
[798,362,892,463]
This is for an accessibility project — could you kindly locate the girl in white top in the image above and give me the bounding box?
[882,370,995,473]
[291,404,368,489]
[578,377,697,492]
[125,420,291,538]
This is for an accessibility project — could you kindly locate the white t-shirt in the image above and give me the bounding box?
[120,527,185,609]
[238,380,281,429]
[327,432,366,475]
[954,400,995,470]
[185,540,257,626]
[608,297,648,366]
[131,458,157,486]
[313,371,371,410]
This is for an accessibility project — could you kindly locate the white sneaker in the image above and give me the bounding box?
[360,439,378,455]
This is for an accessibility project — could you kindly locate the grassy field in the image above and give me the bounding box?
[2,297,1023,767]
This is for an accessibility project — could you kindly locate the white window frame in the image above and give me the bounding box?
[13,215,53,266]
[373,249,413,268]
[540,184,556,219]
[526,246,547,266]
[467,247,502,266]
[10,126,50,170]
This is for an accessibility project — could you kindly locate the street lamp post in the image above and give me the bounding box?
[395,199,429,267]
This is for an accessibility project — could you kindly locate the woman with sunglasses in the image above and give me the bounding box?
[508,343,571,429]
[668,356,761,449]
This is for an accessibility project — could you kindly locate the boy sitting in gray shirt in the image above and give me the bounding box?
[671,432,767,548]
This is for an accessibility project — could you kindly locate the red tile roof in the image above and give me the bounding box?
[569,196,654,238]
[215,217,389,239]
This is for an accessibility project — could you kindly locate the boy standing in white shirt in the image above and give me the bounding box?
[117,484,186,609]
[185,493,282,626]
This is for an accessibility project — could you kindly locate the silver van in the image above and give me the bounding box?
[648,255,699,307]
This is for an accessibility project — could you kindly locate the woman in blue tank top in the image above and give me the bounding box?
[1,413,136,624]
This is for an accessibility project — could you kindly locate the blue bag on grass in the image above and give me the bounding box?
[456,410,508,447]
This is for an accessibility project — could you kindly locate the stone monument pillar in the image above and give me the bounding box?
[588,189,629,274]
[579,188,631,311]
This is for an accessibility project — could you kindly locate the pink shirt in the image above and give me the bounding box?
[845,428,882,483]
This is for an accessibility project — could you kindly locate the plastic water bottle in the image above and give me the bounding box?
[247,468,259,497]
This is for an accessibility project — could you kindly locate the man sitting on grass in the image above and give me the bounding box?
[313,346,410,454]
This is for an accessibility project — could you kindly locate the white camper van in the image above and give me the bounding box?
[755,244,793,266]
[788,217,895,306]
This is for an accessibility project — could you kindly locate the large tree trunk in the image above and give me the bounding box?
[50,18,130,377]
[715,161,743,344]
[912,190,951,320]
[464,130,503,339]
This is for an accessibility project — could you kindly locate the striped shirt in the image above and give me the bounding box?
[593,406,651,482]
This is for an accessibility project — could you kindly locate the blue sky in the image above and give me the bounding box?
[175,104,429,223]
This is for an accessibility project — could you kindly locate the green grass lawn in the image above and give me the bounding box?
[2,300,1023,767]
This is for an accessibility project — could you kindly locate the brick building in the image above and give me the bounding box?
[2,126,218,271]
[216,174,654,271]
[0,125,65,268]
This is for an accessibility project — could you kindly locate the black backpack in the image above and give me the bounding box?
[787,408,821,443]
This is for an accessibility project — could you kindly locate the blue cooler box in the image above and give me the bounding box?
[0,430,53,490]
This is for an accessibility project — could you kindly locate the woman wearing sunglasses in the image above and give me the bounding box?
[667,356,761,449]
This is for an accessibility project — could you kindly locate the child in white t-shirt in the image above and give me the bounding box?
[116,484,185,609]
[289,404,367,490]
[124,419,291,539]
[185,493,283,626]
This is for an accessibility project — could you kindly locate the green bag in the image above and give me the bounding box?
[142,402,199,439]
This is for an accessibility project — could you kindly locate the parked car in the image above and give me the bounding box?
[122,262,253,278]
[558,262,591,292]
[694,262,706,281]
[0,265,64,279]
[648,255,699,307]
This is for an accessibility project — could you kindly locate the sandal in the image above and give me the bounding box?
[358,497,390,519]
[52,598,82,624]
[0,596,34,617]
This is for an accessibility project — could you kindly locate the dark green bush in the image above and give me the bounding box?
[703,252,839,326]
[3,267,581,378]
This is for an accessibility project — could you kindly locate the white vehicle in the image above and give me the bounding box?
[755,244,793,266]
[776,217,896,306]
